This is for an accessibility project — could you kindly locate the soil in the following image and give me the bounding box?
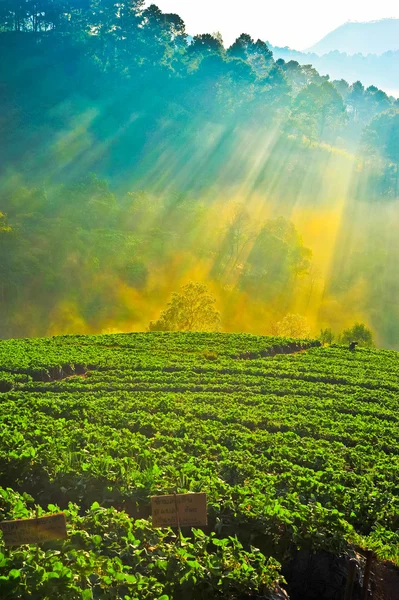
[372,560,399,600]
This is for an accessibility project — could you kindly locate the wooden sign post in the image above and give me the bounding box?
[151,492,207,528]
[0,513,67,546]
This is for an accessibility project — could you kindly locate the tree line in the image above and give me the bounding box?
[0,0,398,192]
[271,44,399,98]
[149,282,375,348]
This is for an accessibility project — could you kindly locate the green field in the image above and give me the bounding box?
[1,332,399,599]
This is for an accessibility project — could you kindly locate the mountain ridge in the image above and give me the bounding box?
[307,18,399,56]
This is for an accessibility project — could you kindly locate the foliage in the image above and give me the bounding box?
[273,314,311,339]
[362,110,399,163]
[1,330,399,592]
[340,323,375,348]
[240,218,312,301]
[202,350,218,360]
[0,213,11,233]
[0,0,396,185]
[319,328,335,345]
[149,282,221,332]
[362,110,399,195]
[0,489,285,599]
[271,44,399,99]
[288,81,346,140]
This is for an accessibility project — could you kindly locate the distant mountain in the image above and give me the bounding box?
[307,18,399,56]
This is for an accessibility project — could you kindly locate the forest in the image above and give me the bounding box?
[1,1,399,347]
[270,45,399,95]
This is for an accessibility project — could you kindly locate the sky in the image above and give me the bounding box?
[146,1,399,50]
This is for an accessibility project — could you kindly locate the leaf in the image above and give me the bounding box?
[0,553,8,568]
[92,534,102,546]
[9,569,21,579]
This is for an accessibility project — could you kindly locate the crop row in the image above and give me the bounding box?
[1,331,399,599]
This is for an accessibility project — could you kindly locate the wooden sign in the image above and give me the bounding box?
[151,493,207,528]
[0,513,67,546]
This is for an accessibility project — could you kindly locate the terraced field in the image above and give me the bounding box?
[1,332,399,599]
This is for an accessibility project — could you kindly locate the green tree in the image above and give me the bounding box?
[365,87,391,116]
[241,217,312,300]
[340,323,374,347]
[362,110,399,195]
[212,205,255,280]
[279,60,307,92]
[289,81,346,140]
[228,33,254,61]
[347,80,365,122]
[149,282,221,332]
[332,79,350,99]
[319,328,335,345]
[188,33,224,56]
[0,0,28,31]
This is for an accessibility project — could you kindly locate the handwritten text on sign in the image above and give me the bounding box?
[151,493,207,527]
[0,513,67,546]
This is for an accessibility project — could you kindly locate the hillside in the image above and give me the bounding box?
[2,3,399,348]
[308,18,399,56]
[1,332,399,598]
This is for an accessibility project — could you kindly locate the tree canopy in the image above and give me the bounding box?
[340,323,375,348]
[149,282,221,332]
[273,314,311,339]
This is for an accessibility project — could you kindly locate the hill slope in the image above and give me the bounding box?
[1,332,399,598]
[308,18,399,55]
